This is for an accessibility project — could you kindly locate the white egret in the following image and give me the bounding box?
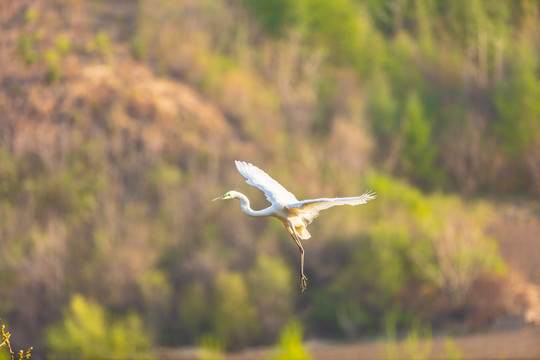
[213,161,376,292]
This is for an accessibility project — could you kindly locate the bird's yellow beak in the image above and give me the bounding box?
[212,195,224,201]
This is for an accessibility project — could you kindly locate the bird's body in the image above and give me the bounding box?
[214,161,376,292]
[227,190,312,239]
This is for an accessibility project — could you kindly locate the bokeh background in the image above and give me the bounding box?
[1,0,540,359]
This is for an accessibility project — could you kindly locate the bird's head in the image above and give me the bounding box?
[212,191,238,201]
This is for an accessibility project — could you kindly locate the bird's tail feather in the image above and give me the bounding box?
[297,226,311,240]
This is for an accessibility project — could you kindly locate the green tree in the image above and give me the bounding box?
[414,0,435,58]
[242,0,300,37]
[243,0,365,68]
[401,92,437,186]
[495,43,540,157]
[368,71,399,147]
[299,0,363,66]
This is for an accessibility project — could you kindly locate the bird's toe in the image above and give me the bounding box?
[300,275,308,292]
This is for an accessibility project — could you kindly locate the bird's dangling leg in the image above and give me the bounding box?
[287,223,308,292]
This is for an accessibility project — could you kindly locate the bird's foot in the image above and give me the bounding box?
[300,275,308,292]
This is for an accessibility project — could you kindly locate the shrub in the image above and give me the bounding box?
[269,320,311,360]
[361,174,506,316]
[45,295,151,359]
[385,320,463,360]
[422,196,506,305]
[318,223,417,334]
[198,334,224,360]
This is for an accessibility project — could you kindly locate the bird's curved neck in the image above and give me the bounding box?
[235,192,271,217]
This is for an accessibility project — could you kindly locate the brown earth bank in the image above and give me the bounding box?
[159,326,540,360]
[303,327,540,360]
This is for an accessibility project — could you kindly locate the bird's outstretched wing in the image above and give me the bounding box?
[288,190,376,222]
[235,161,299,206]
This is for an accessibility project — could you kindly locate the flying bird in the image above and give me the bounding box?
[213,161,376,292]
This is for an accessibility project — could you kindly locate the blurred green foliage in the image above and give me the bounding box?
[299,0,365,66]
[269,320,311,360]
[444,338,463,360]
[212,272,260,349]
[92,31,112,54]
[242,0,299,37]
[55,34,71,55]
[44,49,62,83]
[131,35,147,61]
[247,256,294,334]
[17,33,40,65]
[401,92,438,187]
[24,7,38,24]
[494,43,540,157]
[385,319,463,360]
[198,334,224,360]
[178,283,207,342]
[309,173,506,334]
[402,321,432,360]
[45,295,151,359]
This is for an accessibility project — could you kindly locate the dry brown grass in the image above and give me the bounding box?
[160,327,540,360]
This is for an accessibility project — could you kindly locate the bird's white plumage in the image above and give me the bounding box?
[289,190,376,211]
[221,160,376,292]
[288,190,377,223]
[235,161,376,218]
[235,161,299,206]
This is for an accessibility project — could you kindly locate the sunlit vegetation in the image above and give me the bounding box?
[16,33,40,65]
[270,320,312,360]
[198,334,224,360]
[45,295,151,359]
[1,320,32,360]
[1,0,539,358]
[385,319,463,360]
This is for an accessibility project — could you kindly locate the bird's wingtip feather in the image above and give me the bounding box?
[235,160,247,171]
[364,190,377,199]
